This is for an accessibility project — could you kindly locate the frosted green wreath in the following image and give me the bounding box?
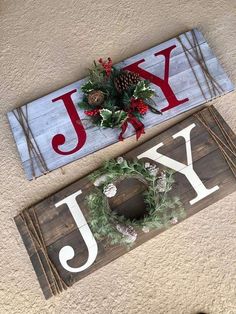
[87,158,185,247]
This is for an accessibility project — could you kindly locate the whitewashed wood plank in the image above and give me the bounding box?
[10,72,232,171]
[8,55,227,146]
[7,29,234,180]
[10,64,229,157]
[7,42,223,135]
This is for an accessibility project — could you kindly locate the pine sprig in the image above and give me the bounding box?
[77,58,160,139]
[133,80,155,99]
[87,158,185,247]
[88,61,105,84]
[81,80,95,94]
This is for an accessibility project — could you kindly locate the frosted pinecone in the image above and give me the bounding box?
[148,165,159,176]
[145,162,159,176]
[103,183,117,198]
[156,172,168,192]
[170,217,178,225]
[116,224,137,243]
[117,156,124,164]
[142,226,150,233]
[94,174,109,187]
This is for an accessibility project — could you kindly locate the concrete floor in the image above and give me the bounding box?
[0,0,235,313]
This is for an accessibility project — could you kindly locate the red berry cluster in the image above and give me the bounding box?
[130,98,148,115]
[99,57,113,76]
[84,109,100,116]
[137,102,148,114]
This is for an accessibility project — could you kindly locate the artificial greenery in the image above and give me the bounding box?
[133,80,154,99]
[78,58,157,136]
[87,158,185,247]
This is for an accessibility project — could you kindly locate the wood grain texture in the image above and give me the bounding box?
[7,29,234,180]
[14,106,236,299]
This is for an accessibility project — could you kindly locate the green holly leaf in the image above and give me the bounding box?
[81,80,95,93]
[100,109,112,121]
[100,109,127,128]
[100,109,113,127]
[133,80,155,99]
[113,110,128,126]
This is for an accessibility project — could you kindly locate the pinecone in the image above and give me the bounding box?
[103,183,117,198]
[88,90,105,106]
[114,71,140,93]
[116,224,137,243]
[156,172,168,191]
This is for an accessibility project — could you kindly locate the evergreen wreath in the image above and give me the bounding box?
[87,158,185,247]
[78,58,161,141]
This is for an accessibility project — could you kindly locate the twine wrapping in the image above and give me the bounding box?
[195,106,236,178]
[13,30,224,180]
[20,208,68,296]
[13,106,49,179]
[17,106,235,297]
[177,29,224,101]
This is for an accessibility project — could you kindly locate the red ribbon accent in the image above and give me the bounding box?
[119,115,145,141]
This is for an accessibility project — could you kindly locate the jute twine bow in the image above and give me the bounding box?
[195,106,236,178]
[20,208,68,296]
[177,29,224,101]
[13,105,49,179]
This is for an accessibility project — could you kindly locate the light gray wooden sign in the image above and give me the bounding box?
[7,29,234,180]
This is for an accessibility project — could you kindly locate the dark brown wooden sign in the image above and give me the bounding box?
[15,106,236,299]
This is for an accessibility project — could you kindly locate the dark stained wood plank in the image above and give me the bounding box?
[14,215,54,300]
[35,113,233,247]
[14,105,236,299]
[34,125,214,246]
